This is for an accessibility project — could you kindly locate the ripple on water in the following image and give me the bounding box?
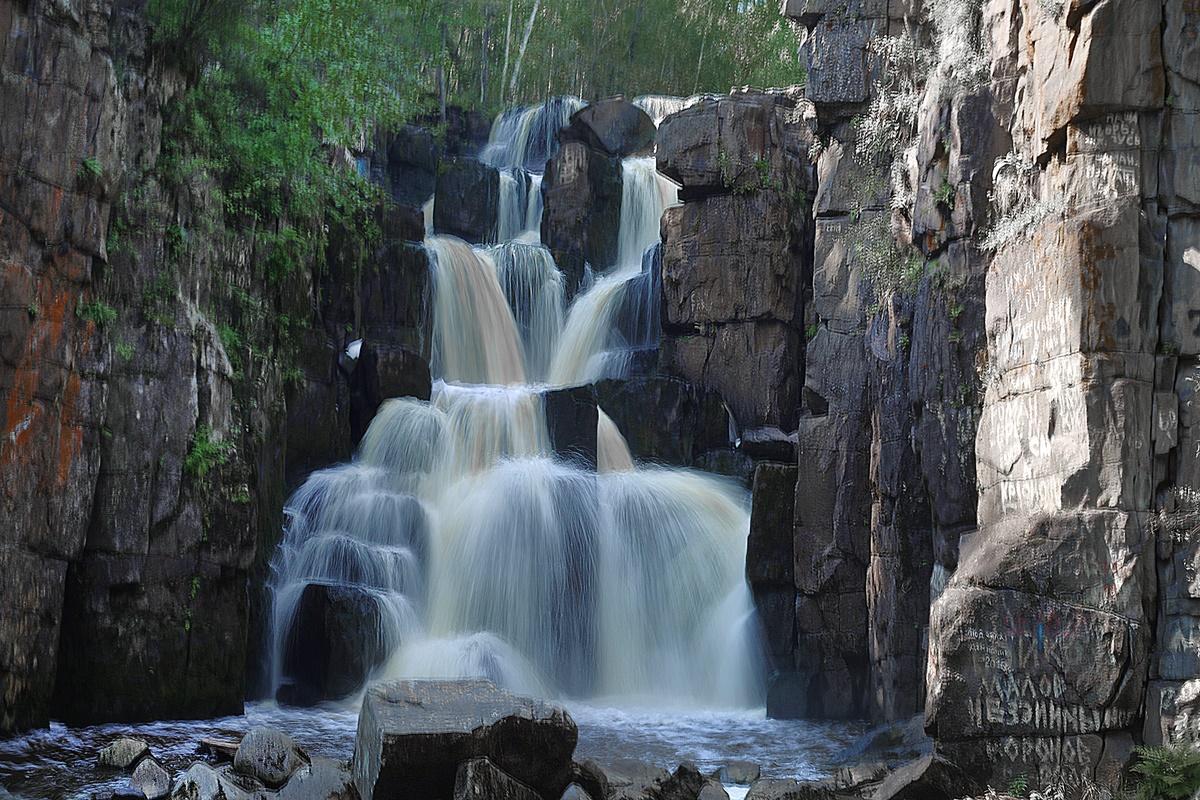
[0,703,862,798]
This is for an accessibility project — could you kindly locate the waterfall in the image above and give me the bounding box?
[488,241,565,382]
[428,236,527,386]
[633,94,705,127]
[597,409,634,473]
[267,97,761,712]
[480,96,586,172]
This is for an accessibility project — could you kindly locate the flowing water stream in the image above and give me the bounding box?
[0,97,861,799]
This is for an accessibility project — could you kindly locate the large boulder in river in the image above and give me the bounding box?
[233,727,309,790]
[541,142,623,298]
[281,583,390,703]
[352,679,578,800]
[543,385,599,469]
[99,737,150,770]
[454,758,541,800]
[562,99,656,157]
[434,159,500,244]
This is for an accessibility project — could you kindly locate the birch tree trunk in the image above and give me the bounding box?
[508,0,541,100]
[500,0,514,103]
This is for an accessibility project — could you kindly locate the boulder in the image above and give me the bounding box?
[281,583,390,703]
[601,761,705,800]
[99,737,150,770]
[541,141,624,297]
[561,785,594,800]
[277,756,359,800]
[656,94,812,197]
[592,377,729,467]
[171,763,259,800]
[453,758,541,800]
[867,754,978,800]
[698,781,730,800]
[233,727,309,790]
[563,99,656,157]
[570,761,610,800]
[131,757,172,800]
[544,386,599,469]
[434,160,500,244]
[351,679,577,800]
[720,762,760,785]
[744,778,840,800]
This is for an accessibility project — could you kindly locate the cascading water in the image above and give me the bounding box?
[633,94,706,127]
[266,98,761,712]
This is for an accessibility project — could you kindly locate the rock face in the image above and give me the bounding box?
[0,0,432,735]
[453,758,542,800]
[562,99,656,158]
[543,385,600,469]
[352,680,577,800]
[592,376,731,469]
[434,159,501,244]
[281,583,390,702]
[657,91,815,432]
[541,141,624,297]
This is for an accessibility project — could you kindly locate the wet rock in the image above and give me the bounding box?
[544,386,599,469]
[541,141,624,297]
[720,762,760,785]
[281,582,391,703]
[352,679,577,800]
[171,763,259,800]
[563,99,656,157]
[592,377,729,467]
[561,784,594,800]
[602,759,670,796]
[233,727,309,790]
[868,754,978,800]
[285,331,354,489]
[698,781,730,800]
[570,761,610,800]
[748,464,798,668]
[132,757,172,799]
[99,737,150,770]
[350,344,433,444]
[277,756,359,800]
[658,763,706,800]
[453,758,541,800]
[379,125,439,207]
[434,159,500,244]
[744,778,839,800]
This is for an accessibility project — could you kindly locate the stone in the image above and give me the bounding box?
[381,125,439,207]
[275,756,359,800]
[593,376,730,467]
[434,159,500,244]
[698,780,730,800]
[720,763,760,785]
[800,18,879,108]
[453,758,541,800]
[352,679,577,800]
[171,763,260,800]
[132,757,172,800]
[749,464,798,665]
[1161,217,1200,356]
[744,778,838,800]
[868,754,978,800]
[563,99,656,157]
[561,785,594,800]
[350,344,433,444]
[656,94,812,196]
[99,737,150,770]
[541,141,624,297]
[660,192,802,328]
[281,583,392,703]
[233,727,309,790]
[544,385,599,469]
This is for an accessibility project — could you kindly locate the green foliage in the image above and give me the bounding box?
[76,299,119,326]
[26,302,38,319]
[78,157,103,181]
[1130,745,1200,800]
[184,425,231,483]
[116,342,135,361]
[948,301,964,321]
[934,179,956,209]
[806,322,820,341]
[1006,775,1029,797]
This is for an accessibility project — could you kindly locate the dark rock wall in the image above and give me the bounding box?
[0,1,432,733]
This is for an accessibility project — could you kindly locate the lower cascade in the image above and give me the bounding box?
[266,114,762,712]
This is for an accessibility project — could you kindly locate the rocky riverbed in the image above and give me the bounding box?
[0,681,881,800]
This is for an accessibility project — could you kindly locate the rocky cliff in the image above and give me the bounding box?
[0,0,431,733]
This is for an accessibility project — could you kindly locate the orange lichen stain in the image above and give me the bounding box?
[40,288,72,354]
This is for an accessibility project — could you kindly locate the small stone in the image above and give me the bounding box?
[99,737,150,770]
[131,757,171,799]
[233,727,309,790]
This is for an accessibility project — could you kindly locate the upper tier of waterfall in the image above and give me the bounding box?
[267,96,761,712]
